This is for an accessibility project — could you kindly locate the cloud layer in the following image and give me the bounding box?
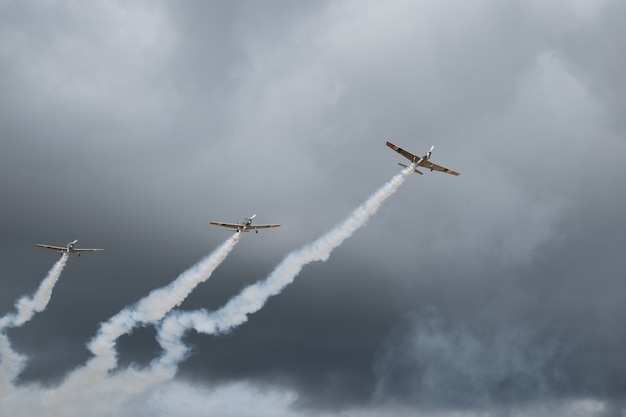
[1,0,625,416]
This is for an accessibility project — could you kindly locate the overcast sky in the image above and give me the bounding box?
[1,1,625,416]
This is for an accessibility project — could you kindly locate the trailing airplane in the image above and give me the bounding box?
[386,141,460,176]
[36,239,103,256]
[210,214,280,234]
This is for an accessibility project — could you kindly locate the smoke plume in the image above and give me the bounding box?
[0,253,69,395]
[44,233,242,411]
[0,167,412,414]
[156,166,415,370]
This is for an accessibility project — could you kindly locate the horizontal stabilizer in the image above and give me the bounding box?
[398,163,423,175]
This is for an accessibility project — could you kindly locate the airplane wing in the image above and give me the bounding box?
[248,224,281,230]
[74,248,104,252]
[210,221,281,232]
[418,160,460,176]
[36,244,66,252]
[210,221,242,230]
[386,141,418,162]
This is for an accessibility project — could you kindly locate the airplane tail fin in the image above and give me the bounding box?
[426,145,434,159]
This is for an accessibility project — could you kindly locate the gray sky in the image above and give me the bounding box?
[1,1,625,416]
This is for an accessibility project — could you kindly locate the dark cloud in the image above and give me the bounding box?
[373,308,565,410]
[1,0,625,415]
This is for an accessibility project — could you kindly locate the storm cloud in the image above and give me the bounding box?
[1,0,625,416]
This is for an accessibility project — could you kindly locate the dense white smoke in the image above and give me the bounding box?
[0,167,413,415]
[40,233,242,413]
[156,166,415,370]
[0,253,69,396]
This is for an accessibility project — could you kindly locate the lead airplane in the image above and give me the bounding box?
[386,141,460,176]
[210,214,280,234]
[36,239,103,256]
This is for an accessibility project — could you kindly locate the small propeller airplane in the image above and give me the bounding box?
[386,141,460,176]
[210,214,280,234]
[36,239,103,256]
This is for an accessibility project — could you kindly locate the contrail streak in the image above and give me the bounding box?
[50,233,242,406]
[157,166,415,370]
[37,167,414,415]
[0,168,413,415]
[0,253,68,396]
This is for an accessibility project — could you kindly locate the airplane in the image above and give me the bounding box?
[386,141,460,176]
[210,214,280,234]
[36,239,103,256]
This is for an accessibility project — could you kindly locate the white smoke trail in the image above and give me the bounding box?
[0,168,412,415]
[156,166,415,370]
[0,253,69,330]
[35,167,414,415]
[28,167,413,415]
[0,334,24,398]
[0,253,69,396]
[47,233,242,409]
